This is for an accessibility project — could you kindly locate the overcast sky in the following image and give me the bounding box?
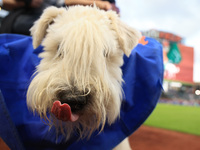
[117,0,200,82]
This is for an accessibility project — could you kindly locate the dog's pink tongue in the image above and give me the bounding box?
[51,101,79,122]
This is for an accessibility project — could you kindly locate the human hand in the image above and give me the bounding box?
[95,1,112,11]
[65,0,112,10]
[64,0,119,13]
[93,1,120,14]
[111,3,120,14]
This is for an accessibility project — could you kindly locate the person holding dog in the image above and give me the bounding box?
[0,0,119,35]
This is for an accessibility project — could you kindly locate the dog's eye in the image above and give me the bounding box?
[57,44,64,58]
[57,44,61,52]
[58,53,63,58]
[103,50,108,57]
[49,20,54,26]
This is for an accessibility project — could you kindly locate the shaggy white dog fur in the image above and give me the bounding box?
[27,5,141,149]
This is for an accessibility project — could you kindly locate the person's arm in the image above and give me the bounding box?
[1,0,24,10]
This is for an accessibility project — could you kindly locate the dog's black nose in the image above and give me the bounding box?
[62,96,87,113]
[56,90,89,113]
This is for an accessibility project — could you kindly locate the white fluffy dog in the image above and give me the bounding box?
[27,5,141,149]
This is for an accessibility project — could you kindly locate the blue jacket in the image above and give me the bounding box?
[0,34,163,150]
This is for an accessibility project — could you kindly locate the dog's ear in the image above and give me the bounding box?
[30,6,65,49]
[107,11,141,57]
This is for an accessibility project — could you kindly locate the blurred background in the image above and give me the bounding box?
[117,0,200,149]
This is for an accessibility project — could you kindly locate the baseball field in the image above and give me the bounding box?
[129,103,200,150]
[144,103,200,136]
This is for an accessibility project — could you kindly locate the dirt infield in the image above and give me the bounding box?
[129,126,200,150]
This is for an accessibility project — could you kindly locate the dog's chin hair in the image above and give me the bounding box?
[49,107,106,141]
[27,88,121,140]
[28,93,119,141]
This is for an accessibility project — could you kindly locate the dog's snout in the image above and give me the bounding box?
[56,89,89,113]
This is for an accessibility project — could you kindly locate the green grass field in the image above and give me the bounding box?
[144,103,200,136]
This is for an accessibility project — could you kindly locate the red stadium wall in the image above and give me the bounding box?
[164,44,194,84]
[142,29,194,84]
